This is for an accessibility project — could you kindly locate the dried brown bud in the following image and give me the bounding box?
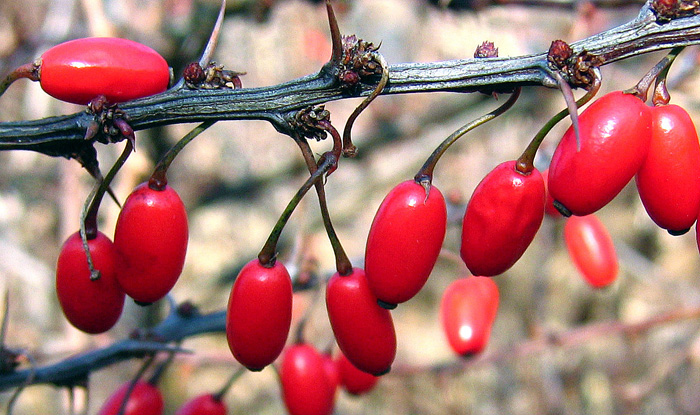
[292,105,332,141]
[183,62,206,85]
[652,0,699,21]
[548,40,573,69]
[474,41,498,58]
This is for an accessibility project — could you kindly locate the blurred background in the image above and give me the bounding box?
[2,0,700,413]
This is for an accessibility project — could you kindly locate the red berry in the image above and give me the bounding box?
[39,37,169,105]
[114,182,188,304]
[564,214,618,288]
[326,268,396,376]
[336,352,379,396]
[226,259,293,371]
[542,168,562,218]
[460,161,545,276]
[98,381,164,415]
[440,276,499,356]
[280,343,336,415]
[365,180,447,307]
[636,104,700,235]
[322,352,341,395]
[548,91,652,216]
[55,231,124,334]
[175,394,227,415]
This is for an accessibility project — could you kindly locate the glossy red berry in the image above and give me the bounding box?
[365,179,447,307]
[440,276,499,356]
[326,268,396,376]
[564,214,618,288]
[39,37,169,105]
[55,231,124,334]
[548,91,652,216]
[114,182,188,304]
[460,161,545,276]
[280,343,336,415]
[226,259,293,371]
[336,352,379,396]
[636,104,700,235]
[175,394,227,415]
[542,168,562,218]
[98,380,164,415]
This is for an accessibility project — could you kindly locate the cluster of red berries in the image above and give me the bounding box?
[33,32,700,415]
[97,379,227,415]
[39,37,186,333]
[56,181,188,333]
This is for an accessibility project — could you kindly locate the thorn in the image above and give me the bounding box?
[326,0,342,63]
[114,118,136,150]
[199,0,227,68]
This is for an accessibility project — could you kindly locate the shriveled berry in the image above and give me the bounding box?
[40,37,169,105]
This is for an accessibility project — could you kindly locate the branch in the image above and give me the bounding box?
[0,1,699,157]
[391,305,700,376]
[0,308,225,391]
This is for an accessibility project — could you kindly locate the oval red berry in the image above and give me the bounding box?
[440,276,499,356]
[564,214,618,288]
[97,380,164,415]
[280,343,336,415]
[114,182,188,304]
[175,394,226,415]
[548,91,652,216]
[636,104,700,234]
[56,231,125,334]
[365,180,447,307]
[40,37,169,105]
[326,268,396,376]
[460,161,545,276]
[226,259,293,371]
[336,352,379,395]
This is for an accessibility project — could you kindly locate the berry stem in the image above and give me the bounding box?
[0,62,39,99]
[652,47,684,106]
[515,68,601,174]
[627,46,685,102]
[79,139,133,280]
[149,121,216,190]
[415,88,521,182]
[257,151,337,267]
[212,366,246,402]
[116,355,156,415]
[296,138,353,276]
[146,348,177,386]
[341,52,389,158]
